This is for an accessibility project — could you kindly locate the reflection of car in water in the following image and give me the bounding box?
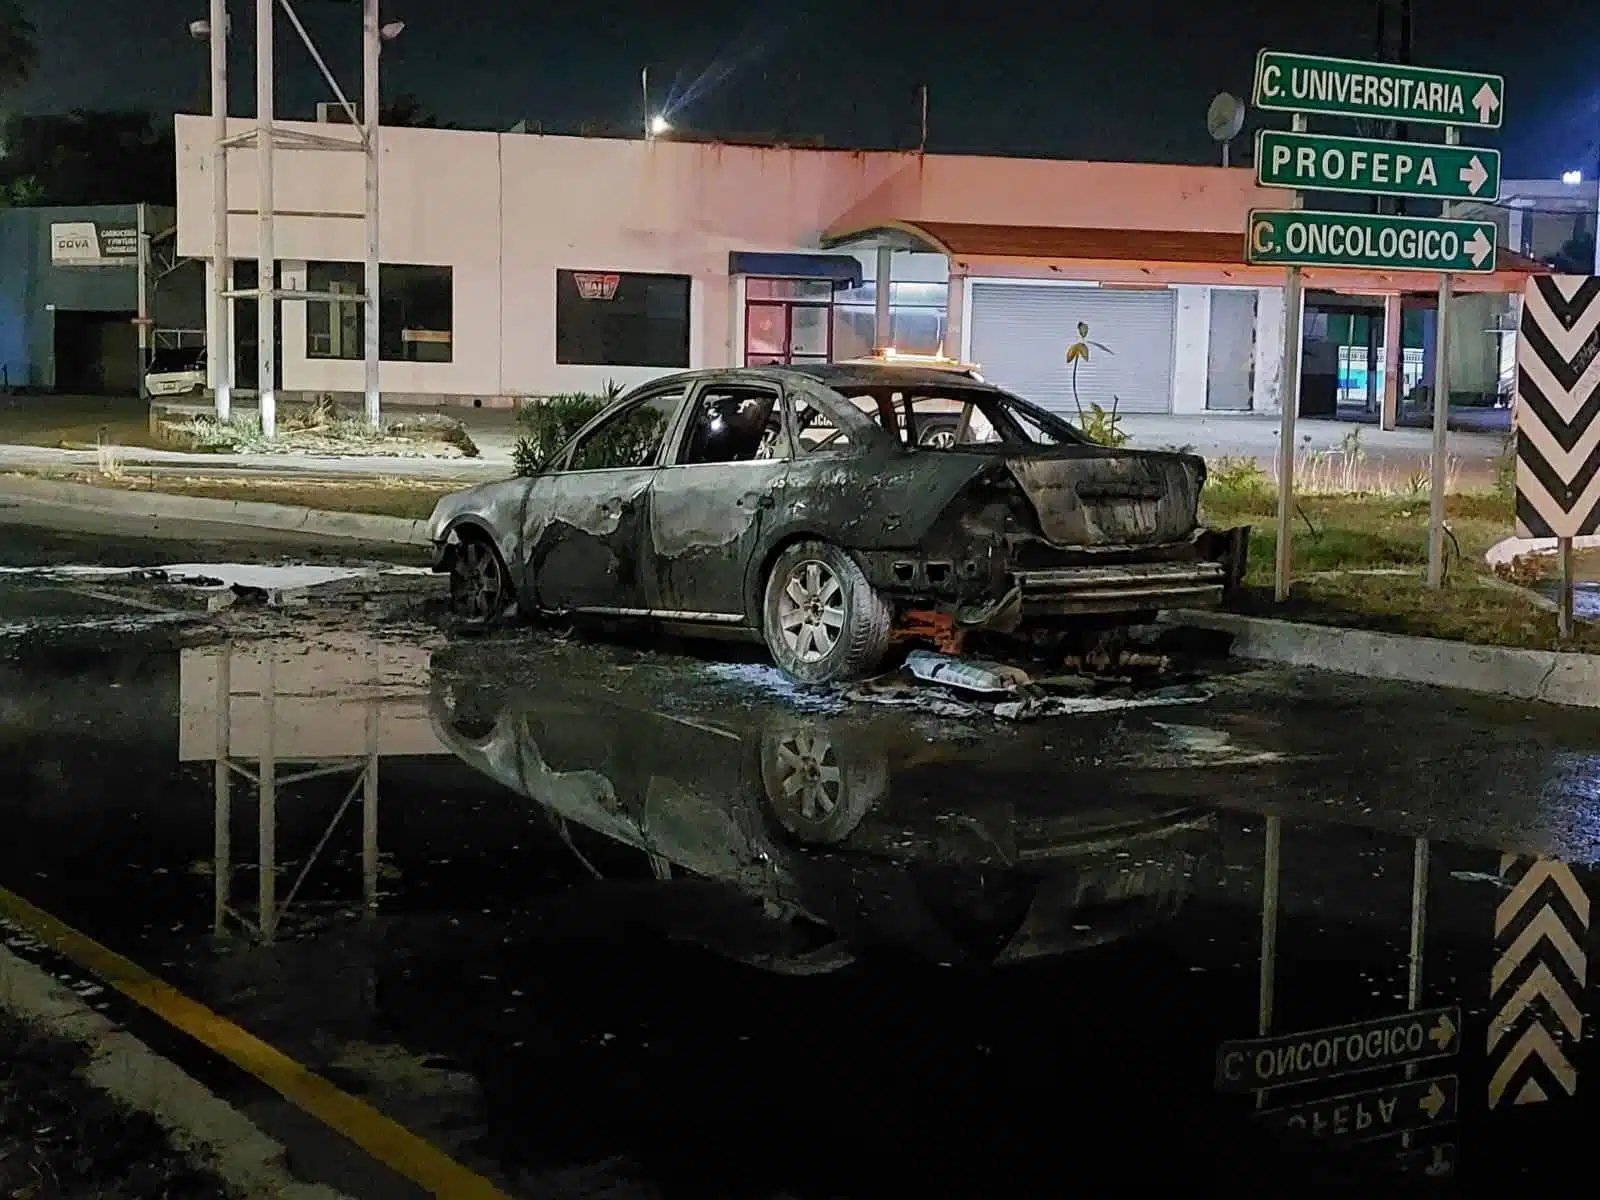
[429,666,1219,973]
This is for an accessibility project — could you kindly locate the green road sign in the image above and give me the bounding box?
[1215,1006,1460,1092]
[1254,50,1505,130]
[1255,1076,1458,1144]
[1256,130,1501,202]
[1245,210,1497,274]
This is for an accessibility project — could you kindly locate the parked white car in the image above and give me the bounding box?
[144,348,207,397]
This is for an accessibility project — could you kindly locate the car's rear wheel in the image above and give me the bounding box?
[762,540,891,685]
[449,531,510,625]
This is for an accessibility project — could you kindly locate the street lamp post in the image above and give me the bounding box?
[361,6,403,430]
[256,0,276,439]
[363,0,380,430]
[192,6,232,421]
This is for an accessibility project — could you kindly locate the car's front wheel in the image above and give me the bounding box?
[762,540,891,685]
[448,531,511,625]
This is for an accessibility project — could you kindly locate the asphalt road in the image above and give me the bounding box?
[0,512,1594,1195]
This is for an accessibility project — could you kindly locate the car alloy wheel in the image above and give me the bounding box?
[776,559,847,664]
[450,537,507,623]
[919,426,958,448]
[761,540,892,685]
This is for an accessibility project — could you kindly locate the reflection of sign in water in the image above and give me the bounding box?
[1256,1075,1457,1142]
[1215,1007,1460,1092]
[50,221,138,267]
[179,635,445,761]
[1488,854,1589,1107]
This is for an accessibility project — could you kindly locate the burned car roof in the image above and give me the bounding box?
[776,362,1003,394]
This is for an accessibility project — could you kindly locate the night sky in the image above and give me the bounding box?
[13,0,1599,178]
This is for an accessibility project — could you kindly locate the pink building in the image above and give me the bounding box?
[173,115,1539,425]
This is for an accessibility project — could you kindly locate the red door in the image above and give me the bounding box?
[744,278,834,366]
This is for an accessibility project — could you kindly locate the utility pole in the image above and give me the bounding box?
[255,0,276,439]
[210,0,232,421]
[363,0,381,429]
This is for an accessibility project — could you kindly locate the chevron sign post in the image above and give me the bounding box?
[1515,275,1600,633]
[1487,855,1589,1109]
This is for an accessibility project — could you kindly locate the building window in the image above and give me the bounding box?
[305,263,454,362]
[744,277,834,367]
[555,270,690,368]
[831,280,948,360]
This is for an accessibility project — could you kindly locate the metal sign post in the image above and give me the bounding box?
[1252,47,1503,601]
[1274,116,1306,602]
[1427,126,1461,590]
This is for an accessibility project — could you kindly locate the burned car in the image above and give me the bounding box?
[427,364,1246,683]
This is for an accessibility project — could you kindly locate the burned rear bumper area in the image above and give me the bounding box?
[856,525,1250,628]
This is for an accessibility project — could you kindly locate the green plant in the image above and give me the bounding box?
[1078,401,1127,448]
[1495,431,1517,497]
[1204,455,1273,504]
[1065,321,1113,425]
[513,380,630,476]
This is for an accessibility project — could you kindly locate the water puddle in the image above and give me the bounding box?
[0,627,1598,1193]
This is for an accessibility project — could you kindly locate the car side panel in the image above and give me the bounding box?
[647,460,788,620]
[529,468,658,612]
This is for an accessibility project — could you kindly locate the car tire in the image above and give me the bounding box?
[917,417,961,448]
[448,529,512,626]
[762,540,892,685]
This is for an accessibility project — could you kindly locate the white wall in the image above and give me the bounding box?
[1253,287,1287,414]
[1171,286,1210,414]
[172,116,1305,405]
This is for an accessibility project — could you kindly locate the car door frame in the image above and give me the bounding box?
[527,381,696,615]
[642,374,794,628]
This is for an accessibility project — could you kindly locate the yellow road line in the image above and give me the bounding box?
[0,886,511,1200]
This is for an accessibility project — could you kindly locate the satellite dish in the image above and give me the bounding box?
[1207,92,1246,142]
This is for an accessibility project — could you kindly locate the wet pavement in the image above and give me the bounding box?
[0,566,1598,1195]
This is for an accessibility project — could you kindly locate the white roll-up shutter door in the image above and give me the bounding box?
[968,283,1178,415]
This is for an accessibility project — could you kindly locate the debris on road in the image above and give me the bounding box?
[905,650,1032,694]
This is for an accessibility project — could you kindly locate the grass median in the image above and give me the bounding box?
[1201,457,1599,654]
[10,470,459,521]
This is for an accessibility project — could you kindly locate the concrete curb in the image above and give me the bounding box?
[0,475,430,546]
[1485,533,1600,567]
[0,939,350,1199]
[1172,609,1600,709]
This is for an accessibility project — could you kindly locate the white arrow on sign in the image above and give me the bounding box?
[1465,228,1494,267]
[1459,155,1490,196]
[1473,83,1500,124]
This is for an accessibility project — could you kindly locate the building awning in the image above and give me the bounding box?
[728,251,863,287]
[821,219,1544,295]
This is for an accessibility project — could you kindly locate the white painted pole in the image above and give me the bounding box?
[1427,126,1460,589]
[1273,113,1308,603]
[362,0,381,430]
[874,244,893,352]
[136,202,150,400]
[255,0,276,439]
[210,0,232,421]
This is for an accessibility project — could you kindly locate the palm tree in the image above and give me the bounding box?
[0,0,37,98]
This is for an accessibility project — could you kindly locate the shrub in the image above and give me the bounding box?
[513,381,626,476]
[1205,455,1273,505]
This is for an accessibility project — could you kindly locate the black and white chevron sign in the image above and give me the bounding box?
[1487,854,1589,1108]
[1516,275,1600,538]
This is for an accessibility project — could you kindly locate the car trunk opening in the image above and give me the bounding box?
[1003,449,1203,547]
